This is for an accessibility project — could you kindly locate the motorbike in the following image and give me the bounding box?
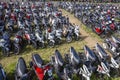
[25,20,33,32]
[79,45,97,80]
[46,31,55,47]
[13,31,23,55]
[55,28,62,45]
[103,38,120,57]
[30,54,54,80]
[95,43,111,78]
[51,50,73,80]
[74,25,80,41]
[7,19,14,31]
[0,32,11,56]
[0,64,7,80]
[35,28,45,48]
[18,20,26,30]
[15,57,32,80]
[0,20,5,34]
[24,29,38,49]
[92,23,104,35]
[65,47,81,75]
[65,27,73,43]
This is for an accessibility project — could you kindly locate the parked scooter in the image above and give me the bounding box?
[0,64,7,80]
[46,30,55,47]
[24,28,38,49]
[74,25,80,41]
[0,32,11,56]
[7,19,14,31]
[51,50,73,80]
[15,57,32,80]
[95,43,111,78]
[65,26,73,43]
[65,47,81,75]
[55,28,62,45]
[30,54,54,80]
[35,28,45,48]
[0,20,5,34]
[13,31,24,54]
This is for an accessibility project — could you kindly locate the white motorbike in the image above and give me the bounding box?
[35,29,45,48]
[47,32,55,47]
[55,29,62,45]
[74,26,80,41]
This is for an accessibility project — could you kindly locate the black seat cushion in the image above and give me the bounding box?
[55,50,64,66]
[84,45,96,61]
[33,54,43,68]
[70,47,80,64]
[17,57,27,77]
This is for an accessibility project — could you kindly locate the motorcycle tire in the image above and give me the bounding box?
[2,48,9,57]
[38,42,45,48]
[14,44,20,55]
[48,41,54,48]
[32,41,38,49]
[66,36,72,43]
[74,34,79,41]
[55,38,61,45]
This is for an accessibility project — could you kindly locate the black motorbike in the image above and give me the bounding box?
[0,64,7,80]
[15,57,32,80]
[51,50,73,80]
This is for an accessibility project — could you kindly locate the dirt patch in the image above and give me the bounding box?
[61,9,102,47]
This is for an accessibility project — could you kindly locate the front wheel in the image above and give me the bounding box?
[14,44,20,55]
[66,36,72,43]
[48,41,54,48]
[2,48,10,57]
[38,42,45,48]
[55,38,61,45]
[74,34,79,41]
[32,41,38,49]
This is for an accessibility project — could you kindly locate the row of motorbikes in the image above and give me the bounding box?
[1,42,120,80]
[59,2,120,38]
[0,1,80,56]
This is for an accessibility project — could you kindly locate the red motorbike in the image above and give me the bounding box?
[30,54,54,80]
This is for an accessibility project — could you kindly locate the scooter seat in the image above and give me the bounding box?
[96,43,108,58]
[70,47,80,64]
[55,50,64,66]
[112,36,120,44]
[32,54,43,68]
[84,45,96,61]
[0,64,5,80]
[17,57,27,77]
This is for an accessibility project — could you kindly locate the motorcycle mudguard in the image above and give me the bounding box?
[34,65,50,80]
